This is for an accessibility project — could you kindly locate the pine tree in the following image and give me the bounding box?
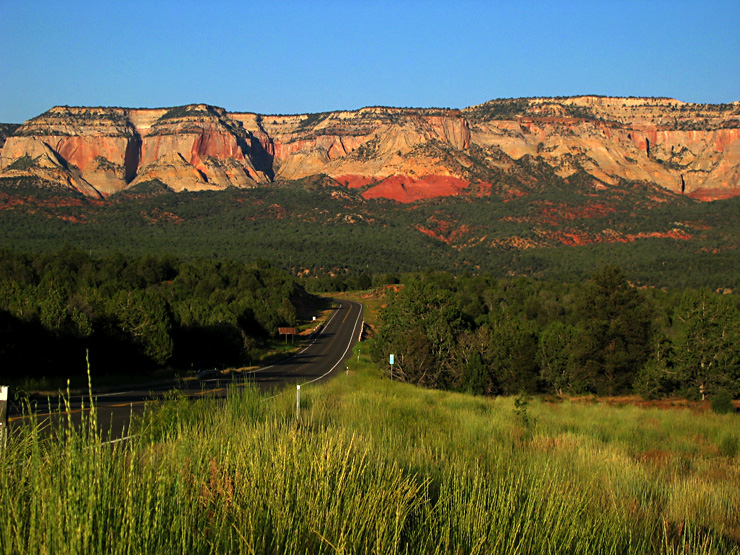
[575,265,655,395]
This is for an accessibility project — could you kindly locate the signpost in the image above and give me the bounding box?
[278,327,297,344]
[389,354,395,380]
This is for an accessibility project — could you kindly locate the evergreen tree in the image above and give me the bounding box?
[575,265,654,395]
[453,327,494,395]
[633,334,678,399]
[108,289,174,366]
[537,321,580,394]
[485,317,539,395]
[673,290,740,399]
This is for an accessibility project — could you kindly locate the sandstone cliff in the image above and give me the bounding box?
[464,97,740,200]
[1,105,272,196]
[0,124,20,150]
[1,97,738,200]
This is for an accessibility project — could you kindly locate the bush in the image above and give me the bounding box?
[711,389,735,414]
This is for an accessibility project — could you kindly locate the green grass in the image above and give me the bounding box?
[332,288,390,330]
[2,347,739,554]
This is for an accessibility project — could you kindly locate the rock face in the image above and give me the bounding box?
[1,97,739,200]
[1,105,272,197]
[464,97,740,200]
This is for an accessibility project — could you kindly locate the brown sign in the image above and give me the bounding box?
[278,327,297,335]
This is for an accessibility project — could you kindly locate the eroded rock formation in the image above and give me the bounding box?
[1,97,738,200]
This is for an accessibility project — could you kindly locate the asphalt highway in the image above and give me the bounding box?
[7,299,364,440]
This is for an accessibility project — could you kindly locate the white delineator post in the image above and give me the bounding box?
[0,386,7,447]
[296,384,301,422]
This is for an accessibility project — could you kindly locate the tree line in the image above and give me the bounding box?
[2,245,738,401]
[0,247,305,383]
[371,266,740,401]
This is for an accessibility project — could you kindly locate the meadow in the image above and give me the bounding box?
[1,348,739,554]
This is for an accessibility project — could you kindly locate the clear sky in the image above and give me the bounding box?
[1,0,738,123]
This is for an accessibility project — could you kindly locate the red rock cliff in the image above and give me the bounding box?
[1,97,738,201]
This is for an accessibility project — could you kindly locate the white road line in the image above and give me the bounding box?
[264,300,363,399]
[13,301,364,437]
[95,391,138,397]
[301,301,363,386]
[243,301,345,375]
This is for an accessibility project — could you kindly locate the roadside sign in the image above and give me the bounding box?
[389,354,395,365]
[279,327,297,344]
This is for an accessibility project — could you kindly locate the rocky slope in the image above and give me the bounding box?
[0,124,20,149]
[1,97,738,200]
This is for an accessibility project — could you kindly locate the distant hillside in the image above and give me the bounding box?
[2,172,740,290]
[1,97,739,200]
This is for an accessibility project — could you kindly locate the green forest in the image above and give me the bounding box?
[1,243,738,404]
[371,267,740,403]
[2,174,740,402]
[0,247,312,385]
[2,173,740,290]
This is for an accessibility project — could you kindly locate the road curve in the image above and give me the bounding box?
[8,298,364,438]
[242,298,364,390]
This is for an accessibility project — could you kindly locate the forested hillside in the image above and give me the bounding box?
[2,174,740,289]
[2,242,738,402]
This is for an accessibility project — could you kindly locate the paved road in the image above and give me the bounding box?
[242,298,363,389]
[7,299,364,440]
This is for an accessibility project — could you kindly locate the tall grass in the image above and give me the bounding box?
[1,347,739,554]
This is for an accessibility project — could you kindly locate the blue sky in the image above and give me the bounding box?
[1,0,738,123]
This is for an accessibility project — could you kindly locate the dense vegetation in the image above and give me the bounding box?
[2,173,740,289]
[0,247,310,385]
[3,356,738,554]
[2,172,740,398]
[371,266,740,402]
[1,242,737,404]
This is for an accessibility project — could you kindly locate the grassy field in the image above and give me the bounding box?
[2,345,739,554]
[333,287,395,331]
